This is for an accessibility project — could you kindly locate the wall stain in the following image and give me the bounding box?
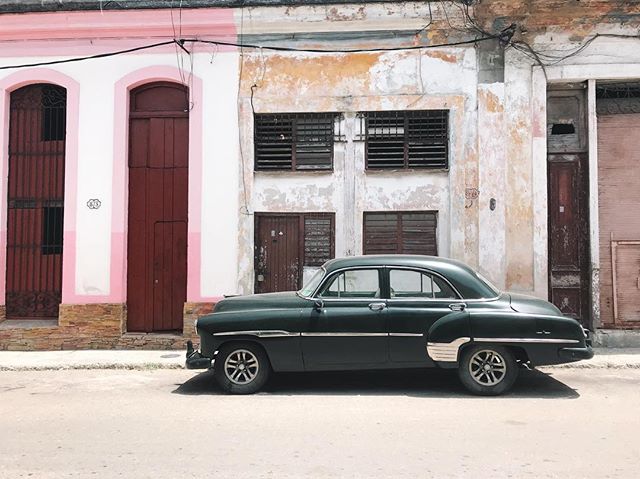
[479,89,504,113]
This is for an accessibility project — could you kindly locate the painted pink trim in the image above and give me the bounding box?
[0,39,221,60]
[0,8,236,43]
[112,66,216,304]
[0,69,80,305]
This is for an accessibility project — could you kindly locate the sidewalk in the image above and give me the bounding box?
[1,348,639,371]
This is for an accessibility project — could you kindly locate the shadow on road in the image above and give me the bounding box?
[173,368,579,399]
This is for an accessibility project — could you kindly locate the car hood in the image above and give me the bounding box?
[212,291,309,314]
[508,293,563,317]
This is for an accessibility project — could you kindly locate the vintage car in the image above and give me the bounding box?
[186,255,593,395]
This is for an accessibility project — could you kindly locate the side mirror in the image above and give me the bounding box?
[314,299,324,312]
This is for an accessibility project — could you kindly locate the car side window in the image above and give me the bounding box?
[389,269,458,299]
[319,269,380,299]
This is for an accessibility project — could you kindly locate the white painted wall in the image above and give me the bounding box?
[0,50,241,300]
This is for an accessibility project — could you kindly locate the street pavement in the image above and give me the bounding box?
[1,347,639,370]
[1,366,639,478]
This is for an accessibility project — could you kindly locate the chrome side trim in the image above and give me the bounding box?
[213,330,299,338]
[474,337,580,344]
[426,337,471,362]
[389,333,423,337]
[470,311,571,321]
[301,332,387,337]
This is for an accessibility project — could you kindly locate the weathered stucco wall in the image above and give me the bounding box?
[236,45,482,293]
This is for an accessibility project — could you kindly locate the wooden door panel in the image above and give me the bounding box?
[547,88,590,327]
[127,82,188,333]
[548,162,580,269]
[173,119,189,168]
[547,157,589,323]
[128,119,149,167]
[152,222,186,332]
[149,118,166,168]
[255,215,301,293]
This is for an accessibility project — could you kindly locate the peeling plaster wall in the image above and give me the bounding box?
[237,46,480,293]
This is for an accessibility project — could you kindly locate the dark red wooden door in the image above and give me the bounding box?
[127,82,188,333]
[255,215,301,293]
[547,87,590,326]
[6,84,66,319]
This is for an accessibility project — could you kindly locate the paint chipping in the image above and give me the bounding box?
[428,51,458,64]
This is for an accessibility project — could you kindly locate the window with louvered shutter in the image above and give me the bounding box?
[362,110,449,170]
[254,113,337,171]
[304,214,334,266]
[363,211,438,256]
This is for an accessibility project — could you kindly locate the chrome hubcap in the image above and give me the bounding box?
[224,349,259,385]
[469,350,507,386]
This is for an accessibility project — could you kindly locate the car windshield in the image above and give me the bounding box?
[298,268,326,297]
[475,271,501,297]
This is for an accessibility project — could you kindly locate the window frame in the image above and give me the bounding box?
[361,110,449,170]
[385,267,461,301]
[253,112,339,172]
[314,267,384,301]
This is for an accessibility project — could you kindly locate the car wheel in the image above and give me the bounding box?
[458,345,518,396]
[214,342,271,394]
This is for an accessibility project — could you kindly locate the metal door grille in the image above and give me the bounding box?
[6,84,66,319]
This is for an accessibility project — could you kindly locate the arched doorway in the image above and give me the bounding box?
[126,82,189,333]
[6,84,66,319]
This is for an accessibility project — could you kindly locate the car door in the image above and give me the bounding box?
[301,268,389,370]
[385,268,463,365]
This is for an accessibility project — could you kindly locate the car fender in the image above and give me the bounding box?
[425,311,471,366]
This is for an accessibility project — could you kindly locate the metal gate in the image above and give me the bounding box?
[6,84,66,319]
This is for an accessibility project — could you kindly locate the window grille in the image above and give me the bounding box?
[358,110,449,170]
[254,113,340,171]
[596,82,640,115]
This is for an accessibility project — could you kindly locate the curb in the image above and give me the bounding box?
[0,362,185,371]
[2,361,640,372]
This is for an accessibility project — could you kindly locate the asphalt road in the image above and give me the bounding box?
[1,367,639,478]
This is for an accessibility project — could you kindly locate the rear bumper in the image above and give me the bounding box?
[185,340,213,369]
[558,346,594,361]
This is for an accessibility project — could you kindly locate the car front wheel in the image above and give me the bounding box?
[214,342,271,394]
[458,345,518,396]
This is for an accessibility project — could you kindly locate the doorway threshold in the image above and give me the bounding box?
[0,319,58,330]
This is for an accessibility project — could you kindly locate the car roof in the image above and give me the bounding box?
[323,254,463,272]
[321,255,499,299]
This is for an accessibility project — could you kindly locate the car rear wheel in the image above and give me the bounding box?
[458,345,518,396]
[214,342,271,394]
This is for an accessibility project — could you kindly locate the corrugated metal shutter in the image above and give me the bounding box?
[363,212,438,255]
[597,113,640,327]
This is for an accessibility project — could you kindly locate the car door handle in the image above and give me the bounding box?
[536,330,551,335]
[449,303,466,312]
[368,302,387,311]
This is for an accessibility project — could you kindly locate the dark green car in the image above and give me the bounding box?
[186,255,593,395]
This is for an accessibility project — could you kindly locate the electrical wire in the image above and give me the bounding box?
[0,35,502,72]
[0,40,177,70]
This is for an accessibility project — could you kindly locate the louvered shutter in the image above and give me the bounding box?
[254,113,335,170]
[304,214,334,266]
[364,212,438,255]
[364,110,448,169]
